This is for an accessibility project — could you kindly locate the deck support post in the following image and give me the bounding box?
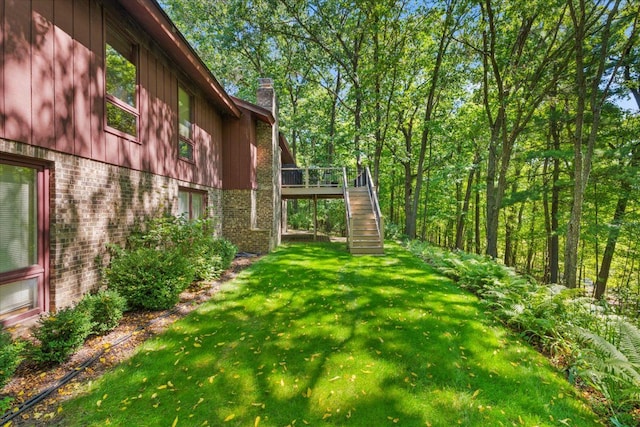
[313,195,318,241]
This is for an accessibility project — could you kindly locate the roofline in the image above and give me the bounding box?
[116,0,241,118]
[231,96,275,125]
[279,133,296,165]
[230,97,295,165]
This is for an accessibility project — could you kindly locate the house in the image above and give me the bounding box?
[0,0,293,327]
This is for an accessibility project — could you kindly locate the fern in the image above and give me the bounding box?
[574,326,640,388]
[616,320,640,368]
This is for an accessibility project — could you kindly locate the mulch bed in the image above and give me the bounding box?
[1,256,257,426]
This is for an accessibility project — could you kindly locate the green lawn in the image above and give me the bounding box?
[57,242,601,426]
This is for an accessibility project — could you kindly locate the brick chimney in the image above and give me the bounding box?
[255,78,282,250]
[256,78,277,115]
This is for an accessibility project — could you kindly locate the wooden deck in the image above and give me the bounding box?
[281,167,346,199]
[281,167,384,255]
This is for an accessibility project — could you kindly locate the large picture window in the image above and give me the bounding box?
[178,86,194,161]
[0,158,49,325]
[105,25,138,139]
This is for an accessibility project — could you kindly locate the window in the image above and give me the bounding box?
[178,86,194,161]
[178,188,205,220]
[0,158,49,325]
[105,25,138,139]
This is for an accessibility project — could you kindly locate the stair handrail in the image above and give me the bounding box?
[365,166,384,244]
[343,167,352,249]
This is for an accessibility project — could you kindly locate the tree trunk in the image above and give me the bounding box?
[327,71,341,165]
[407,1,454,239]
[594,144,639,298]
[455,152,479,250]
[526,200,538,274]
[564,0,623,288]
[475,163,482,255]
[594,194,629,299]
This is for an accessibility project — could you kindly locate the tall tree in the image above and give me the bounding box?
[478,0,573,258]
[563,0,638,288]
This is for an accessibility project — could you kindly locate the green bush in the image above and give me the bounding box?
[28,306,92,365]
[209,238,237,270]
[127,215,190,252]
[106,247,195,311]
[0,331,23,388]
[78,289,127,335]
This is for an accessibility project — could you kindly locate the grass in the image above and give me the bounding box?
[56,242,601,426]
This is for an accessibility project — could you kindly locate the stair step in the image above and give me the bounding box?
[352,236,380,241]
[346,186,383,256]
[351,247,385,255]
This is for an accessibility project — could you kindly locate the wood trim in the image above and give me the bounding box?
[0,155,51,326]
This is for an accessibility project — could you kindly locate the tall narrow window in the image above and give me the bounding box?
[178,86,194,161]
[178,188,205,220]
[105,25,138,139]
[0,158,49,325]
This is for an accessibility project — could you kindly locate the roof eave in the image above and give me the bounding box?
[116,0,241,118]
[231,96,276,125]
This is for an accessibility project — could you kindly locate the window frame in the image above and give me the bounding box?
[178,85,195,162]
[104,21,140,142]
[178,187,206,220]
[0,156,50,326]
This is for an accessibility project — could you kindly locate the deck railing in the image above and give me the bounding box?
[343,167,352,248]
[364,166,384,242]
[282,167,345,188]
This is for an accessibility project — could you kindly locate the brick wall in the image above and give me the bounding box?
[222,189,270,254]
[1,139,223,311]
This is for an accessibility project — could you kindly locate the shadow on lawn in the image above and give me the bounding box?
[57,242,598,426]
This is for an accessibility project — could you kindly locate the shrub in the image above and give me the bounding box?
[127,215,189,252]
[28,306,92,365]
[78,289,127,335]
[209,238,237,270]
[106,247,195,311]
[192,237,237,281]
[0,331,23,388]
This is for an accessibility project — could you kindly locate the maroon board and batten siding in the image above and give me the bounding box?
[1,0,227,188]
[222,111,257,190]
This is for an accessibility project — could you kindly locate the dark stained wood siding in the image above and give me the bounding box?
[31,0,55,148]
[1,0,225,188]
[222,111,257,190]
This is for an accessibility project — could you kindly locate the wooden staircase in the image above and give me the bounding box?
[347,187,384,255]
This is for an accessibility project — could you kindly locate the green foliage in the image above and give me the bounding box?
[77,289,127,336]
[0,396,13,414]
[127,215,196,252]
[0,331,23,388]
[107,215,235,307]
[106,247,195,311]
[190,235,236,282]
[288,210,313,230]
[406,240,640,424]
[28,306,92,365]
[383,222,406,241]
[572,320,640,424]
